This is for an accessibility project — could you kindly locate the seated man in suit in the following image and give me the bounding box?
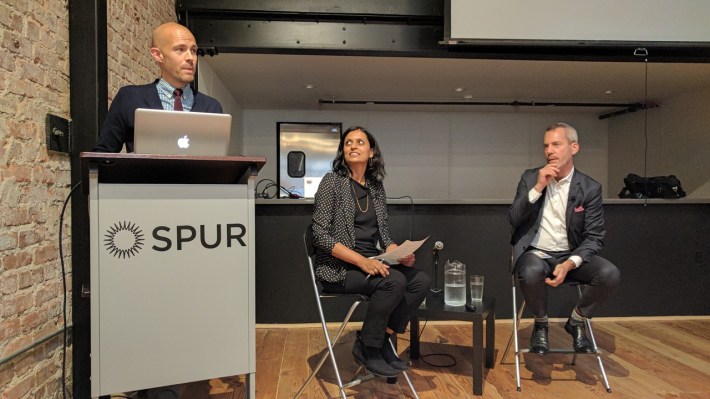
[509,122,620,354]
[94,22,223,152]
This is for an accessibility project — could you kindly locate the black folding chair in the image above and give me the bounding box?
[294,225,419,399]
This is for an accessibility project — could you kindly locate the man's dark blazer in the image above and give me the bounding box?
[93,81,223,153]
[508,167,606,267]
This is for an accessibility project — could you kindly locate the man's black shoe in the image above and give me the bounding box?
[352,331,399,377]
[381,333,408,371]
[564,319,596,353]
[530,322,549,354]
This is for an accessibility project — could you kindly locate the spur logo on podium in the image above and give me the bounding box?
[104,221,146,259]
[103,221,247,259]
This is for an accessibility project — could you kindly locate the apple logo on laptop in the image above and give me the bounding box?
[177,135,190,149]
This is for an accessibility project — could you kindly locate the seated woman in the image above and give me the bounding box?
[312,126,431,378]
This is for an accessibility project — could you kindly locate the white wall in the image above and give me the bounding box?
[197,60,244,155]
[609,86,710,198]
[243,110,609,200]
[450,0,710,42]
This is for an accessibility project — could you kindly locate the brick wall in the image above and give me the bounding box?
[0,0,71,397]
[107,1,176,100]
[0,0,174,397]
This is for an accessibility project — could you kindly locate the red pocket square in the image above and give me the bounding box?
[574,205,585,213]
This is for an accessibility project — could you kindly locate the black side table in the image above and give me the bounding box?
[409,293,495,396]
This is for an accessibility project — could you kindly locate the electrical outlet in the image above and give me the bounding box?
[46,113,71,154]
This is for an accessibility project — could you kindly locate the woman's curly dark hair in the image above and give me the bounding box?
[332,126,386,182]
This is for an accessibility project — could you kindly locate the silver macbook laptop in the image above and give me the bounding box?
[134,108,232,156]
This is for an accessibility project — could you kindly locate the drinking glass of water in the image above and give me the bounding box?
[470,275,484,303]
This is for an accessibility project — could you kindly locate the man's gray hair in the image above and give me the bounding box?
[545,122,578,144]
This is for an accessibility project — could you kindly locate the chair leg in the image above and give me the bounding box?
[502,290,526,363]
[585,317,612,393]
[577,285,612,393]
[502,282,612,394]
[294,300,362,399]
[385,338,419,399]
[511,278,523,392]
[341,364,375,389]
[295,348,347,399]
[293,333,347,399]
[400,370,419,399]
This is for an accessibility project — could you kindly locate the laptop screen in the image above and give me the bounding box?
[134,108,232,156]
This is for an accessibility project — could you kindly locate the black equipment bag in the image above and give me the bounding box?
[618,173,686,199]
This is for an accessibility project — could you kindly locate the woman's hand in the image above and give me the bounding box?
[397,254,415,267]
[384,243,415,267]
[331,243,390,276]
[360,258,390,277]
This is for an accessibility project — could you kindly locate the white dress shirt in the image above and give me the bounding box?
[528,168,582,268]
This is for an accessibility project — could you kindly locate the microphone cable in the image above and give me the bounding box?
[383,196,455,367]
[401,320,457,368]
[386,195,414,240]
[255,178,303,199]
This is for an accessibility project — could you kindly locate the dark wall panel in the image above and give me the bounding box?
[255,203,710,324]
[603,204,709,316]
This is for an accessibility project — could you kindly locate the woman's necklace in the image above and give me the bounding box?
[350,180,369,213]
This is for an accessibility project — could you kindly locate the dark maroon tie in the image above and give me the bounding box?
[173,88,183,111]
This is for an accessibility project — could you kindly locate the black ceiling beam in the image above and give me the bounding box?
[179,0,445,56]
[189,18,444,56]
[177,0,443,18]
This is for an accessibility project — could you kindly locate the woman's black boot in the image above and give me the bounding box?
[381,332,408,371]
[352,331,399,377]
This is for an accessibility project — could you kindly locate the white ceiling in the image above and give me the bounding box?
[203,53,710,115]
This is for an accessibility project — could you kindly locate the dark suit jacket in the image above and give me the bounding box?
[93,81,223,153]
[508,167,606,267]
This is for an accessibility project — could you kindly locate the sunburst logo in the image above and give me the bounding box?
[104,221,145,259]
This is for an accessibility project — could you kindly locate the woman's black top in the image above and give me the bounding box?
[351,180,379,257]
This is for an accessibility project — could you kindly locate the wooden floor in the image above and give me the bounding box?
[117,318,710,399]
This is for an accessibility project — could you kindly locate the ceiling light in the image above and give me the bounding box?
[304,84,316,89]
[463,94,473,100]
[604,90,614,94]
[454,87,465,92]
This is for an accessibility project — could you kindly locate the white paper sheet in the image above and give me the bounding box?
[370,236,429,264]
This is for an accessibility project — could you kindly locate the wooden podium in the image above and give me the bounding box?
[80,153,265,398]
